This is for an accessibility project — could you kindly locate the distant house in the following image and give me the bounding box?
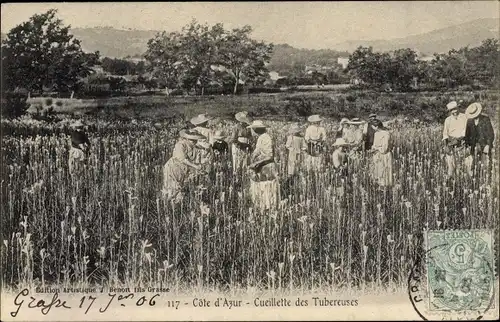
[90,65,105,74]
[418,55,434,62]
[337,57,350,69]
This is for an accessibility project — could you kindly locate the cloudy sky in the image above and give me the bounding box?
[1,1,498,49]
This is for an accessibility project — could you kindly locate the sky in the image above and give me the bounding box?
[1,1,498,49]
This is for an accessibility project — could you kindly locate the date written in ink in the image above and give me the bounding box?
[10,288,181,317]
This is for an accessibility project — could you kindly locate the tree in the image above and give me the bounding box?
[145,31,185,90]
[1,9,99,93]
[144,20,273,95]
[347,46,390,87]
[217,25,273,94]
[388,48,421,90]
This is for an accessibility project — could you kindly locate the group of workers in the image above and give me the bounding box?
[66,100,495,212]
[160,111,395,211]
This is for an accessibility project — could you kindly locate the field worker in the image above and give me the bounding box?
[335,118,350,139]
[464,103,495,176]
[231,111,253,175]
[303,114,327,173]
[442,101,468,178]
[210,131,230,182]
[345,118,365,149]
[68,120,91,176]
[194,139,213,167]
[190,114,214,144]
[162,129,205,203]
[285,123,305,177]
[362,114,379,151]
[369,120,393,188]
[331,138,349,176]
[211,131,229,156]
[247,120,279,213]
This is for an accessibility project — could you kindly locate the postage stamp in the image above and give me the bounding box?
[424,230,495,313]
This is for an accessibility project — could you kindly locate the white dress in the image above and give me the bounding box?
[162,139,196,202]
[303,125,327,172]
[249,133,279,212]
[370,130,393,187]
[285,135,304,176]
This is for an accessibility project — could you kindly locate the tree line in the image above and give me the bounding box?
[1,9,498,99]
[347,39,499,91]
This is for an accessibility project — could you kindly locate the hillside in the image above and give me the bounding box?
[71,27,158,58]
[2,18,498,60]
[333,18,499,55]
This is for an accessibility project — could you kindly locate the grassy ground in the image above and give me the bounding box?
[17,88,499,124]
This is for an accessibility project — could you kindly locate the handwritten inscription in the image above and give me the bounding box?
[10,289,160,317]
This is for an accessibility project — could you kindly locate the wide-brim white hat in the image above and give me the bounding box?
[446,101,458,111]
[237,137,250,144]
[348,118,364,125]
[190,114,212,125]
[333,138,349,147]
[212,131,225,140]
[71,120,85,128]
[196,141,211,150]
[288,124,302,134]
[465,103,482,119]
[179,129,205,140]
[247,120,267,129]
[235,111,252,124]
[307,115,322,123]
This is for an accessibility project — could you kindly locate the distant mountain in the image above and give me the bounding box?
[71,27,159,58]
[333,18,499,55]
[2,18,497,59]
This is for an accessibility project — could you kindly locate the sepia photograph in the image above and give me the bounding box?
[1,1,498,321]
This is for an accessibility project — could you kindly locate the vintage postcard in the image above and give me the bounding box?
[1,1,499,321]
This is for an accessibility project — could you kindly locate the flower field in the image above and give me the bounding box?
[1,117,498,293]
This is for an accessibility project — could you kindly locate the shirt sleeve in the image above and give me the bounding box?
[442,118,449,141]
[485,117,495,146]
[172,140,189,161]
[304,127,312,142]
[376,132,390,153]
[285,136,292,149]
[320,127,327,141]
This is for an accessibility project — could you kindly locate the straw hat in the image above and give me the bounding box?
[307,115,322,123]
[212,130,225,140]
[446,101,458,111]
[247,120,267,129]
[288,124,302,134]
[235,111,252,124]
[333,138,349,147]
[190,114,212,126]
[179,129,205,141]
[368,113,377,119]
[237,137,250,144]
[465,103,482,119]
[196,141,211,150]
[340,118,349,125]
[348,118,364,125]
[71,120,85,128]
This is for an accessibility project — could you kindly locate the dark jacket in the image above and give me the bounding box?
[465,114,494,154]
[71,130,91,150]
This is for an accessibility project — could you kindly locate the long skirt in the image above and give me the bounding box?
[231,144,249,174]
[250,179,279,213]
[68,148,86,176]
[303,154,324,172]
[162,159,190,203]
[287,152,301,176]
[371,152,393,187]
